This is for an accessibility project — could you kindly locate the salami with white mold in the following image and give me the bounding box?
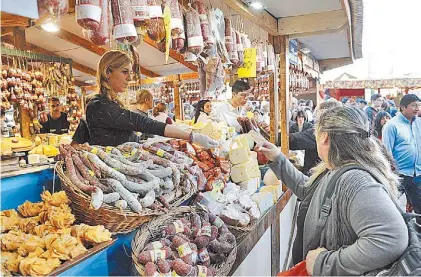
[89,0,111,46]
[76,0,101,30]
[111,0,138,43]
[185,4,204,55]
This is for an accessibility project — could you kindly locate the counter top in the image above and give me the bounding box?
[1,164,55,179]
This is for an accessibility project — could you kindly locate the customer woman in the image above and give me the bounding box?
[373,111,391,140]
[193,100,211,124]
[256,107,407,276]
[85,50,218,148]
[151,102,173,124]
[290,110,312,134]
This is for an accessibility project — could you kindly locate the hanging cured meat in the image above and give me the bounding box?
[147,0,165,42]
[132,0,149,28]
[229,28,239,65]
[111,0,138,43]
[163,0,184,37]
[236,31,244,67]
[76,0,101,30]
[185,4,204,55]
[88,0,111,45]
[192,0,214,48]
[224,18,233,53]
[38,0,68,18]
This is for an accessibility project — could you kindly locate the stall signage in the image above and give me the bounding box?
[289,39,298,65]
[238,48,257,78]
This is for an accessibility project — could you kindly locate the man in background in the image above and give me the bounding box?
[40,97,69,134]
[382,94,421,223]
[357,98,368,111]
[366,94,385,125]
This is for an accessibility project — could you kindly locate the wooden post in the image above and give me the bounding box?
[13,27,31,139]
[173,74,182,121]
[269,73,279,144]
[279,36,290,155]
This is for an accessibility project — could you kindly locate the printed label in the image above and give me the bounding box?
[150,249,166,263]
[173,220,184,233]
[88,170,95,177]
[211,180,224,193]
[170,18,183,31]
[212,217,224,228]
[176,242,192,258]
[114,24,137,40]
[132,5,149,20]
[156,149,165,158]
[198,224,211,237]
[197,265,207,277]
[105,146,113,153]
[148,5,163,18]
[131,149,137,156]
[187,36,204,48]
[171,270,180,277]
[198,249,210,262]
[76,4,102,22]
[91,147,98,154]
[151,241,163,250]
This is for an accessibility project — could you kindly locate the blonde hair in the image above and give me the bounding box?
[97,50,132,107]
[136,89,153,104]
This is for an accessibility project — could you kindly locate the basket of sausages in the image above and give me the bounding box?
[131,206,237,277]
[56,143,197,234]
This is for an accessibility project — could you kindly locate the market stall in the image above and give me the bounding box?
[1,0,363,275]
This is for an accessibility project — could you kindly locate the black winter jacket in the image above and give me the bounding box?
[289,127,320,175]
[86,94,166,146]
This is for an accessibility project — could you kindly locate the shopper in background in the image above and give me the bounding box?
[372,111,391,140]
[40,97,70,134]
[357,98,368,111]
[288,100,342,175]
[386,100,398,117]
[134,89,153,117]
[151,102,173,124]
[257,107,407,276]
[366,94,385,125]
[382,94,421,223]
[85,50,218,148]
[306,100,315,112]
[289,110,312,134]
[193,100,212,124]
[210,80,253,131]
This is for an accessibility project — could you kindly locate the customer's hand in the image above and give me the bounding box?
[306,247,327,275]
[254,141,281,162]
[191,133,219,149]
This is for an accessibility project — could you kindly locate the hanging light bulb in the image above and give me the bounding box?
[249,1,264,9]
[41,17,60,33]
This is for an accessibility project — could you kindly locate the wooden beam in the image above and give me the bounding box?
[1,27,14,37]
[73,80,90,87]
[173,75,182,120]
[278,10,348,36]
[0,12,30,27]
[319,57,353,71]
[341,0,355,60]
[13,28,27,51]
[223,0,278,36]
[269,73,278,145]
[51,29,160,77]
[68,0,76,13]
[143,35,198,72]
[278,35,289,154]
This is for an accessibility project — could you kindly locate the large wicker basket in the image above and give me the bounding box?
[56,162,195,234]
[131,206,237,276]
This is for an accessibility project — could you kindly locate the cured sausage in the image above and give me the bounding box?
[88,0,111,46]
[76,0,101,30]
[224,18,233,53]
[147,0,165,42]
[192,0,214,48]
[111,0,138,43]
[131,0,149,28]
[164,0,183,37]
[185,5,204,55]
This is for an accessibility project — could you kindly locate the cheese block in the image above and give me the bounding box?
[198,122,221,140]
[231,160,261,183]
[251,192,273,213]
[234,134,254,150]
[28,154,40,165]
[229,144,250,165]
[59,136,72,145]
[260,185,283,203]
[239,177,260,194]
[250,151,258,160]
[34,136,42,146]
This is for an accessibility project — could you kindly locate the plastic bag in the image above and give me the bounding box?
[277,261,309,276]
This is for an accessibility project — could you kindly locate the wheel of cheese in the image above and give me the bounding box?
[263,169,280,186]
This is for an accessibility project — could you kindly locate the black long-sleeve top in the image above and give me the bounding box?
[86,94,167,146]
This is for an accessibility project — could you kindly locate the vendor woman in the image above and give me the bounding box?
[210,80,253,131]
[85,50,218,148]
[193,100,212,124]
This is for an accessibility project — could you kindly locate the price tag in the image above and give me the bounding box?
[150,249,166,263]
[88,170,95,177]
[211,180,224,193]
[163,6,171,64]
[151,241,163,250]
[197,265,207,277]
[91,147,98,154]
[156,149,165,157]
[177,242,192,258]
[173,220,184,233]
[105,146,113,154]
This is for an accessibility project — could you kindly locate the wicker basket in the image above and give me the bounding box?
[131,206,237,276]
[56,162,195,234]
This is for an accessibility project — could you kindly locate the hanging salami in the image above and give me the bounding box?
[38,0,69,18]
[185,4,204,55]
[111,0,138,43]
[131,0,149,28]
[88,0,111,46]
[229,28,239,65]
[172,25,185,51]
[267,44,275,72]
[192,0,214,48]
[76,0,101,30]
[224,17,234,53]
[147,0,165,42]
[241,33,251,49]
[235,30,243,66]
[162,0,183,37]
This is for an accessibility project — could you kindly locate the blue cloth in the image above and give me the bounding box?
[59,248,109,276]
[382,113,421,177]
[107,231,137,276]
[1,168,60,210]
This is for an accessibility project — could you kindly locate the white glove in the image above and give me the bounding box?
[254,141,282,162]
[191,133,219,149]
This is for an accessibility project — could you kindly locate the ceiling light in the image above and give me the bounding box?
[249,2,264,9]
[41,18,59,32]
